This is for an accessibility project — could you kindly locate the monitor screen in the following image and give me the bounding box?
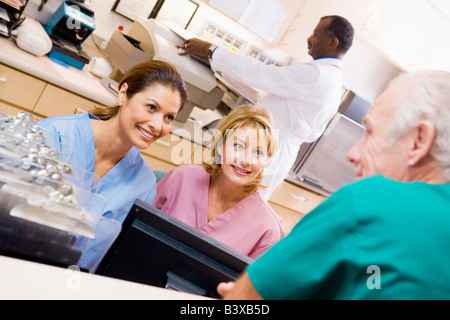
[95,200,253,298]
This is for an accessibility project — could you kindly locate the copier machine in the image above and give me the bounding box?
[104,19,223,122]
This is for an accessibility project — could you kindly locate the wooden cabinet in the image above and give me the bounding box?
[269,202,303,234]
[269,181,326,215]
[141,133,198,171]
[268,181,326,232]
[33,84,100,117]
[0,60,201,174]
[141,153,178,172]
[0,63,100,118]
[271,0,307,46]
[0,63,46,111]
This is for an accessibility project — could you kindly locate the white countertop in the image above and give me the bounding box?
[0,36,116,107]
[0,255,211,300]
[0,35,215,147]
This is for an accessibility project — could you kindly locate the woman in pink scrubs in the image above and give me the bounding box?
[154,106,285,259]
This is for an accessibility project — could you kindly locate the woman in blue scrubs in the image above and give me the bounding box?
[38,60,188,271]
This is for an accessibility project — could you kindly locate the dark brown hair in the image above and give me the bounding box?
[90,60,188,120]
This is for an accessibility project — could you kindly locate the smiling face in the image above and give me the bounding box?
[216,127,270,188]
[346,86,412,181]
[117,82,182,150]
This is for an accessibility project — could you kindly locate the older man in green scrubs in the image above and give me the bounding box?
[218,70,450,299]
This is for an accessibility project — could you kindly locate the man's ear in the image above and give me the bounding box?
[329,36,339,50]
[117,82,128,106]
[408,121,436,166]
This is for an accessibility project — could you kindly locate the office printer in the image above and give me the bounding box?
[104,18,223,122]
[45,0,95,70]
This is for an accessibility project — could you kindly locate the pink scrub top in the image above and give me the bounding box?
[154,165,285,259]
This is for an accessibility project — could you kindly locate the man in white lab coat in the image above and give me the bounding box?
[178,15,354,200]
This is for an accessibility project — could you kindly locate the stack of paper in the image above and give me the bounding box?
[0,7,9,36]
[0,15,8,36]
[0,7,9,22]
[0,0,25,10]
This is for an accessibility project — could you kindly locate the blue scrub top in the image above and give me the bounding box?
[38,112,157,271]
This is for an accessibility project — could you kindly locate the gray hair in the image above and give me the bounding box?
[386,70,450,179]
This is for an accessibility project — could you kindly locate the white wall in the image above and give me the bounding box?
[89,0,132,40]
[24,0,280,50]
[343,35,404,102]
[22,0,446,100]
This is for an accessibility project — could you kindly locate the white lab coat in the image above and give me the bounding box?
[210,48,344,200]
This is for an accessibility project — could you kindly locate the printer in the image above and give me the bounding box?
[104,18,223,122]
[45,0,95,70]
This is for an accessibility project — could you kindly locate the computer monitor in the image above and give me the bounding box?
[95,199,253,298]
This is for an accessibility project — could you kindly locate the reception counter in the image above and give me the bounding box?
[0,255,210,300]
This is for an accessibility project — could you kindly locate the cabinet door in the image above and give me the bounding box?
[268,181,326,215]
[142,133,196,166]
[0,101,21,115]
[0,63,46,111]
[141,153,177,172]
[271,0,307,46]
[33,84,100,117]
[268,201,304,234]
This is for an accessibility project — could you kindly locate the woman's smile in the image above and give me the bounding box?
[137,125,156,141]
[232,165,251,176]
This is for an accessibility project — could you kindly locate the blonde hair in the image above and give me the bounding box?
[204,105,278,194]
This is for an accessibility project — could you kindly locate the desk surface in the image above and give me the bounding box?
[0,256,210,300]
[0,35,214,147]
[0,36,116,107]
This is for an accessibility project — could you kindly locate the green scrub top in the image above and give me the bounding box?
[247,175,450,299]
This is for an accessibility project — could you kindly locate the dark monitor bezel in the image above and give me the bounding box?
[95,199,254,298]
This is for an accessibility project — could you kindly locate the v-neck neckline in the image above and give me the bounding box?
[84,113,134,192]
[199,173,256,233]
